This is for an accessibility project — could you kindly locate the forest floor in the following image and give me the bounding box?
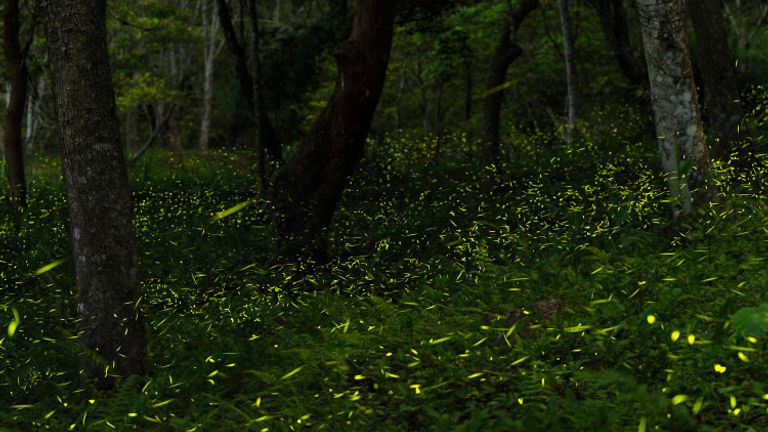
[1,138,768,431]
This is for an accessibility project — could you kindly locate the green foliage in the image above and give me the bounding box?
[2,129,768,430]
[731,305,768,339]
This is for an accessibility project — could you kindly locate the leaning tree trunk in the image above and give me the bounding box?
[481,0,539,175]
[270,0,395,261]
[687,0,745,162]
[558,0,577,149]
[43,0,147,389]
[3,0,28,208]
[636,0,713,214]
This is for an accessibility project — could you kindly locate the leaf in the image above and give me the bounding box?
[730,304,768,338]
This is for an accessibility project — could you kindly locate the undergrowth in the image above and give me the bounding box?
[1,137,768,431]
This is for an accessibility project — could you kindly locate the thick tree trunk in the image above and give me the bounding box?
[558,0,577,148]
[636,0,713,214]
[3,0,28,208]
[687,0,745,161]
[481,0,539,169]
[270,0,395,261]
[43,0,147,389]
[589,0,646,85]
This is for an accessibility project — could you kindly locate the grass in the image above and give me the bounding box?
[1,136,768,431]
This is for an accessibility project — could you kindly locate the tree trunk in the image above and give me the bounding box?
[464,59,473,122]
[270,0,396,261]
[169,106,183,160]
[216,0,283,164]
[3,0,28,208]
[248,0,283,167]
[125,104,137,150]
[43,0,147,389]
[687,0,745,161]
[558,0,577,148]
[481,0,539,169]
[24,76,45,159]
[589,0,646,85]
[199,0,218,152]
[636,0,713,214]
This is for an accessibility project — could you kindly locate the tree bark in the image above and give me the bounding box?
[125,104,138,150]
[558,0,577,149]
[199,0,219,152]
[481,0,539,170]
[464,59,473,122]
[43,0,147,389]
[216,0,283,164]
[589,0,646,85]
[687,0,745,161]
[169,106,183,160]
[270,0,396,261]
[3,0,28,208]
[24,76,45,159]
[248,0,283,184]
[636,0,713,214]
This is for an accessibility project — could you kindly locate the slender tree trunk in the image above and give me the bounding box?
[558,0,577,148]
[4,0,28,208]
[270,0,396,261]
[274,0,281,24]
[169,106,183,160]
[125,105,137,150]
[199,0,218,152]
[217,0,254,111]
[481,0,539,170]
[636,0,713,214]
[464,59,473,121]
[43,0,147,389]
[216,0,283,164]
[394,60,406,131]
[248,0,283,166]
[0,86,8,152]
[722,1,768,76]
[589,0,646,85]
[24,76,45,158]
[687,0,745,161]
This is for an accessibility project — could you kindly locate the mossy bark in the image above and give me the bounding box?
[636,0,713,214]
